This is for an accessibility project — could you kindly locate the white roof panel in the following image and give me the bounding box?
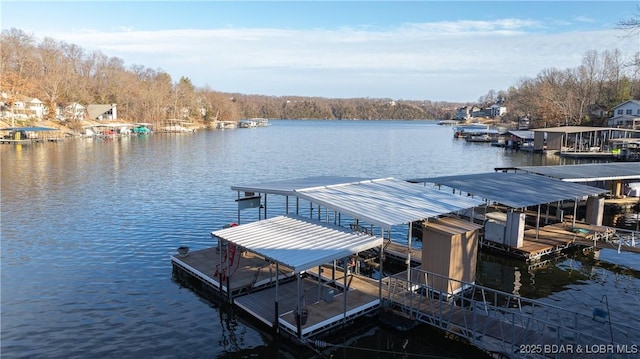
[295,178,485,228]
[231,176,368,196]
[211,215,382,273]
[530,126,635,134]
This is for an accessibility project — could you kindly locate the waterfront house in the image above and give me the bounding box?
[608,100,640,129]
[87,103,117,121]
[488,104,507,118]
[454,106,481,120]
[11,96,45,120]
[58,102,86,122]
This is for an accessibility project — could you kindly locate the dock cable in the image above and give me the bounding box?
[310,339,466,358]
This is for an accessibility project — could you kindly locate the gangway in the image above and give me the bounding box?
[572,226,640,254]
[383,268,638,358]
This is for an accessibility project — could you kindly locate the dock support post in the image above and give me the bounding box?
[536,204,541,240]
[236,191,241,224]
[407,222,413,284]
[264,194,268,219]
[317,265,322,303]
[296,273,302,339]
[343,262,347,326]
[274,262,280,334]
[274,301,279,334]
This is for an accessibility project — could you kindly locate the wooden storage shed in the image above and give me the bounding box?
[421,217,482,294]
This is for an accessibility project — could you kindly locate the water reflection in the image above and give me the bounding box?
[1,121,637,358]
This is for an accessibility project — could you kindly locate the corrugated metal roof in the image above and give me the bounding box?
[530,126,628,134]
[412,172,609,208]
[295,178,485,228]
[231,176,368,196]
[515,163,640,182]
[507,130,535,139]
[211,215,383,273]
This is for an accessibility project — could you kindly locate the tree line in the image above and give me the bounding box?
[1,24,639,130]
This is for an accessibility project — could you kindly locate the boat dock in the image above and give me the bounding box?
[0,126,63,144]
[479,222,598,260]
[172,247,385,341]
[171,240,386,343]
[172,173,640,356]
[173,239,639,357]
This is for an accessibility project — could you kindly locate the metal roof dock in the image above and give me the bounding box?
[513,162,640,182]
[409,172,608,209]
[171,173,639,355]
[210,214,383,273]
[232,176,485,229]
[231,176,368,196]
[296,177,485,229]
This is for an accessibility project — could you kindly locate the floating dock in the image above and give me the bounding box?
[172,248,385,341]
[172,174,640,356]
[172,214,386,344]
[480,222,594,260]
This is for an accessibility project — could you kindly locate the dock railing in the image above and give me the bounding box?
[383,268,637,358]
[609,227,638,253]
[586,226,639,253]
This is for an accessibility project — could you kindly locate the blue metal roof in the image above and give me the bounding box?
[0,127,58,131]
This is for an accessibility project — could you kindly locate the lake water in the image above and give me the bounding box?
[1,120,638,358]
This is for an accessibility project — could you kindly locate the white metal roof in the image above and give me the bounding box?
[210,215,382,273]
[530,126,635,134]
[295,178,485,229]
[413,172,609,208]
[515,163,640,182]
[231,176,368,196]
[507,130,535,139]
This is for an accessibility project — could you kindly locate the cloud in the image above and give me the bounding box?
[42,20,637,101]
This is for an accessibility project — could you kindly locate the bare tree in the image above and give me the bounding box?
[36,37,73,120]
[617,5,640,37]
[0,28,37,97]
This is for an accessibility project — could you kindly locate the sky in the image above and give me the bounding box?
[1,1,639,102]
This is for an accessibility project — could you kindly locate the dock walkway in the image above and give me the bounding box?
[384,268,639,358]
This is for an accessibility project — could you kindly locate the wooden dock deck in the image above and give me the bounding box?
[384,241,422,265]
[480,222,596,260]
[171,247,295,298]
[235,266,385,339]
[172,248,385,341]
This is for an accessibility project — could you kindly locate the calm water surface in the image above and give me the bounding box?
[2,120,638,358]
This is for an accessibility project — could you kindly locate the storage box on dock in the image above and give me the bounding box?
[421,217,482,294]
[484,211,525,248]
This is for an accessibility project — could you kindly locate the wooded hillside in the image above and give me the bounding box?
[1,27,639,129]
